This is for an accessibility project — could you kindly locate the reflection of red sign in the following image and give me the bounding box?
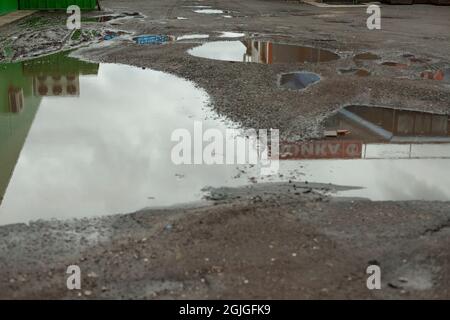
[280,140,363,159]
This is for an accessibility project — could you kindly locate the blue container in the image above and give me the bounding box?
[133,35,170,45]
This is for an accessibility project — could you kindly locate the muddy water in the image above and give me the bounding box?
[188,40,339,64]
[1,54,450,225]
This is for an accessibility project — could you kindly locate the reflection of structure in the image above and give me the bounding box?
[281,106,450,160]
[243,40,338,64]
[0,52,99,205]
[7,86,24,113]
[280,140,362,160]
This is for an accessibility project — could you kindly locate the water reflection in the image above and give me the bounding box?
[188,40,339,64]
[281,106,450,160]
[0,53,249,225]
[0,53,98,217]
[279,106,450,200]
[279,72,320,90]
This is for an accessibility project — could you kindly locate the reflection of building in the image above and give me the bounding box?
[281,106,450,160]
[0,52,99,205]
[243,40,338,64]
[325,105,450,143]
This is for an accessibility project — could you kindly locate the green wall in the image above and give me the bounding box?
[0,0,18,15]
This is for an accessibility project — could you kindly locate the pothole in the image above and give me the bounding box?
[278,72,320,90]
[338,68,371,77]
[278,105,450,200]
[188,40,339,64]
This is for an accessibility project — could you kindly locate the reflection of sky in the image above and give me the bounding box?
[188,41,247,62]
[1,63,450,225]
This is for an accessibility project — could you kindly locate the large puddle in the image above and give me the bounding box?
[188,40,339,64]
[1,54,450,225]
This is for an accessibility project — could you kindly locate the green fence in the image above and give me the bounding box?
[19,0,97,10]
[0,0,18,15]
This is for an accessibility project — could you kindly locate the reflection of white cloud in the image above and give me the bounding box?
[188,41,247,62]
